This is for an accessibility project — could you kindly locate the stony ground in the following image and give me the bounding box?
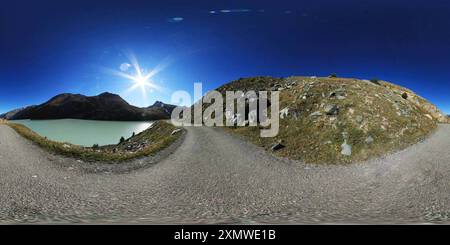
[1,124,450,224]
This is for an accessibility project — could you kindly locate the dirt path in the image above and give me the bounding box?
[0,124,449,223]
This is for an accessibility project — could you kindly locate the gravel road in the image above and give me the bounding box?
[0,124,449,224]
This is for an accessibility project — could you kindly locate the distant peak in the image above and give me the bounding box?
[49,93,80,101]
[54,93,76,97]
[98,92,120,97]
[152,101,165,107]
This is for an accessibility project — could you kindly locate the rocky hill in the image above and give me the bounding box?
[214,76,445,164]
[1,92,176,121]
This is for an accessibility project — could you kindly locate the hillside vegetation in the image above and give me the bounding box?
[215,76,443,164]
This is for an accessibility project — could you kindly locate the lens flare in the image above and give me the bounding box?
[103,51,169,99]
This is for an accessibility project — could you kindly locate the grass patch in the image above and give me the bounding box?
[6,120,183,162]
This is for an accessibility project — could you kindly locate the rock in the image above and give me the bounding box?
[324,104,339,115]
[63,144,70,148]
[365,136,374,144]
[425,114,433,120]
[355,115,363,123]
[342,131,349,139]
[329,88,346,100]
[341,141,352,156]
[310,111,323,118]
[232,113,246,125]
[303,84,313,92]
[171,129,182,135]
[248,110,258,124]
[280,107,289,119]
[402,92,408,99]
[348,108,355,115]
[271,142,285,151]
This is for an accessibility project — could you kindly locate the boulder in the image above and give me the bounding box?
[271,142,285,151]
[355,115,363,123]
[365,136,374,144]
[341,141,352,156]
[324,104,339,115]
[329,88,346,100]
[248,110,258,124]
[310,111,323,118]
[280,107,289,119]
[171,129,182,135]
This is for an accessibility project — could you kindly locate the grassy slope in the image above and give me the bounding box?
[217,76,437,164]
[3,120,182,162]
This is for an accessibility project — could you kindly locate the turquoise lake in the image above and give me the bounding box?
[12,119,154,147]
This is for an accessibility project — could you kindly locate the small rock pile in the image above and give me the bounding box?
[124,140,151,152]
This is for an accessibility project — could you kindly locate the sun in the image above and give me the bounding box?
[135,75,147,86]
[129,73,157,97]
[103,51,168,98]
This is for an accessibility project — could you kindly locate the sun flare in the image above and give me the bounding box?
[104,51,167,98]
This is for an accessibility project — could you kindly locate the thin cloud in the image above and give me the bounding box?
[209,9,253,14]
[168,17,184,23]
[119,63,131,72]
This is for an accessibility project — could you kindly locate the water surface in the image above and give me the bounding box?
[13,119,153,147]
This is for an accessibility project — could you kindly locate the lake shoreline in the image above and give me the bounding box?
[4,120,184,164]
[45,127,187,174]
[11,119,156,147]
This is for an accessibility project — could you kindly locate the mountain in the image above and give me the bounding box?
[207,76,447,163]
[0,106,37,120]
[149,101,177,116]
[1,92,176,121]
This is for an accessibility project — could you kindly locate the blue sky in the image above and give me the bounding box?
[1,0,449,113]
